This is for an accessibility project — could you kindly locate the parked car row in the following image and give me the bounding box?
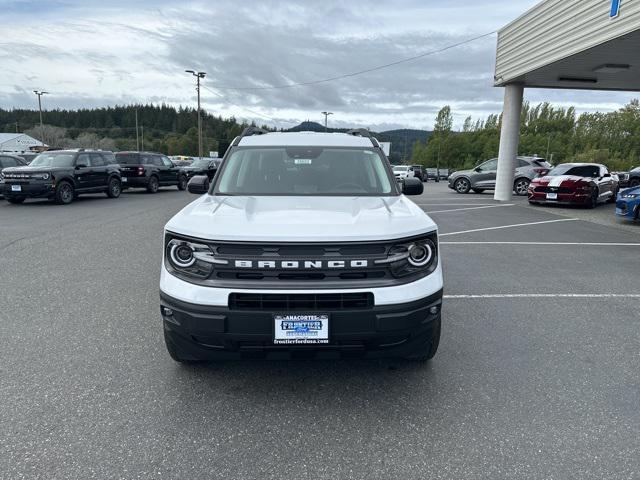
[0,149,220,205]
[444,156,640,220]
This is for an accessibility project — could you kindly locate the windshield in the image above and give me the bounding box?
[30,152,75,167]
[393,166,408,172]
[115,153,140,165]
[190,159,210,168]
[547,164,600,178]
[215,147,396,196]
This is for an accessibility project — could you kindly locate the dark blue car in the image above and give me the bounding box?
[616,186,640,221]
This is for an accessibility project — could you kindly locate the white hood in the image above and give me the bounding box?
[165,195,437,242]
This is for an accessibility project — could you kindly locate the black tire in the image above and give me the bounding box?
[6,196,25,204]
[607,188,618,204]
[514,177,530,196]
[472,188,485,194]
[164,328,201,364]
[629,178,640,188]
[177,175,187,191]
[587,188,598,209]
[454,178,471,194]
[406,317,441,362]
[106,178,122,198]
[147,175,159,193]
[54,181,74,205]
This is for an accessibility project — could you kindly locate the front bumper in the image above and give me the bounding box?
[2,182,55,199]
[616,199,640,220]
[528,189,590,205]
[161,289,443,360]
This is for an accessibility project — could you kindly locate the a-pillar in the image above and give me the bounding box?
[494,83,524,201]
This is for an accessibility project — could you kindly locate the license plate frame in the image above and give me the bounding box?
[546,192,558,200]
[121,177,128,182]
[11,185,22,192]
[273,314,330,345]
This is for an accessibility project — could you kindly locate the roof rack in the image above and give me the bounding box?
[232,126,270,146]
[346,129,381,149]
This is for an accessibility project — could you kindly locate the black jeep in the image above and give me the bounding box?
[115,152,188,193]
[1,149,122,205]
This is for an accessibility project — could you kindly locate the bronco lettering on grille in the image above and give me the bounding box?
[234,260,369,269]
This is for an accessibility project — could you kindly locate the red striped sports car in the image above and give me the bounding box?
[528,163,618,208]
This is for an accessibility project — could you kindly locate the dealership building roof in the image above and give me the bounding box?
[0,133,46,153]
[492,0,640,201]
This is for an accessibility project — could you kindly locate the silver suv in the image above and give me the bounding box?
[448,156,552,196]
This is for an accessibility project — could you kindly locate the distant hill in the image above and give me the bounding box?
[286,122,431,162]
[287,121,349,133]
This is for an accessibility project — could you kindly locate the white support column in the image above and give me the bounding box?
[494,83,524,201]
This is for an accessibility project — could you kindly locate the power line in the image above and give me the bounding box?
[209,31,497,91]
[202,85,291,128]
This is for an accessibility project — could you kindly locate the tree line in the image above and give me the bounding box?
[0,104,254,156]
[411,100,640,172]
[3,101,640,171]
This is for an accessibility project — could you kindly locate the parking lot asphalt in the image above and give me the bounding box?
[1,184,639,479]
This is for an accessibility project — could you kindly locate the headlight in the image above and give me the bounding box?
[622,193,639,199]
[376,235,438,278]
[32,173,50,180]
[165,235,228,279]
[408,242,433,267]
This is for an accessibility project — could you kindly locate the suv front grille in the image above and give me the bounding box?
[229,293,374,311]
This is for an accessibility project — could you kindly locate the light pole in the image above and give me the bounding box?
[186,70,206,159]
[321,111,333,132]
[33,90,48,145]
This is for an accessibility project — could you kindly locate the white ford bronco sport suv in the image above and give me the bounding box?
[160,128,443,362]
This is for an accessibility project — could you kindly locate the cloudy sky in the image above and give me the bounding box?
[0,0,635,131]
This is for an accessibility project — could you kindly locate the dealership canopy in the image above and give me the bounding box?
[0,133,46,154]
[493,0,640,201]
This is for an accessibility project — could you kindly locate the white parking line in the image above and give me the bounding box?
[416,203,498,206]
[441,242,640,246]
[427,204,514,214]
[445,294,640,299]
[415,197,495,201]
[440,218,579,237]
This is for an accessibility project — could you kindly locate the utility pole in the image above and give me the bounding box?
[545,135,551,160]
[141,125,144,151]
[186,70,206,159]
[33,90,48,144]
[15,121,19,133]
[321,111,333,132]
[135,109,140,151]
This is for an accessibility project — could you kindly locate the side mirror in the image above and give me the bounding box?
[402,177,424,196]
[603,173,611,178]
[187,175,210,194]
[474,167,482,173]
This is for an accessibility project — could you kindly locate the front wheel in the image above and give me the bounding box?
[629,178,640,188]
[54,181,74,205]
[454,178,471,194]
[405,317,441,362]
[106,178,121,198]
[514,178,530,196]
[177,175,187,191]
[587,188,599,209]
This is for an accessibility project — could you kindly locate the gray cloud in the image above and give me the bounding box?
[0,0,637,130]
